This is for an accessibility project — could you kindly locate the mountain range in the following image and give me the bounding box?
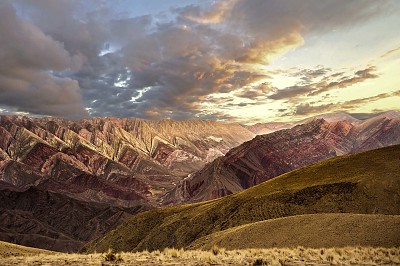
[165,111,400,204]
[0,111,399,251]
[84,144,400,252]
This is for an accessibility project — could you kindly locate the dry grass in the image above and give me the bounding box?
[0,241,56,258]
[0,246,399,265]
[189,213,400,250]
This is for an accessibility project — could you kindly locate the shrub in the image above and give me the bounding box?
[163,248,180,258]
[253,258,268,266]
[211,244,220,255]
[103,248,123,263]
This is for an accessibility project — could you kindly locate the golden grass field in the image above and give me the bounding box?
[189,213,400,250]
[1,245,400,265]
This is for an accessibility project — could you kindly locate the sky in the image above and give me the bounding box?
[0,0,399,123]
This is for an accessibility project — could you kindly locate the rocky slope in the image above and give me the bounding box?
[0,116,255,205]
[166,111,400,204]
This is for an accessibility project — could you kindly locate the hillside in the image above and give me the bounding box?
[0,187,149,252]
[166,112,400,204]
[84,144,400,253]
[189,213,400,250]
[0,241,56,257]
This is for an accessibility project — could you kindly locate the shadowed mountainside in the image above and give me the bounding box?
[84,144,400,253]
[0,187,149,252]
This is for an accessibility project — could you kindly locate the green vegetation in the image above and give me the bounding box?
[84,145,400,253]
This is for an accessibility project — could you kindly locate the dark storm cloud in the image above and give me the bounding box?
[1,0,393,119]
[0,2,87,119]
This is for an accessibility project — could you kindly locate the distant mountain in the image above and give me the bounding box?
[295,112,359,124]
[84,145,400,252]
[0,116,254,206]
[245,122,292,135]
[165,112,400,204]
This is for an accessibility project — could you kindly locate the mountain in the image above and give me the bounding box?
[245,122,292,135]
[0,116,254,205]
[84,144,400,252]
[295,112,359,124]
[0,115,256,252]
[1,111,398,252]
[244,112,359,136]
[166,112,400,204]
[189,213,400,250]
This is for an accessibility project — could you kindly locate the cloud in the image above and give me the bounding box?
[293,92,395,116]
[269,66,379,100]
[380,46,400,59]
[236,83,274,99]
[178,0,237,24]
[2,0,395,120]
[294,103,335,116]
[0,2,87,119]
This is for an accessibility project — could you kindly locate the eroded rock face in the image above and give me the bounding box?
[166,113,400,205]
[0,116,255,205]
[0,115,256,251]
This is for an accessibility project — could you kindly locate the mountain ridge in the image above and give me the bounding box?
[166,114,400,204]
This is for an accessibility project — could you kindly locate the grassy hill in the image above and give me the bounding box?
[189,213,400,250]
[0,241,56,257]
[84,144,400,253]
